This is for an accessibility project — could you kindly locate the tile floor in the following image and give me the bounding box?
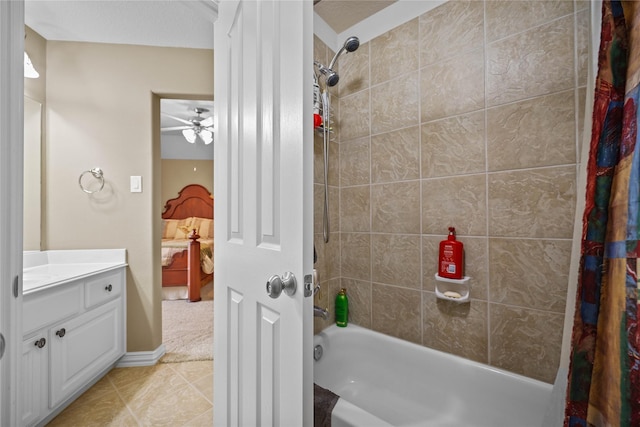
[47,361,213,426]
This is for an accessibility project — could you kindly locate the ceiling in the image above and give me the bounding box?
[25,1,398,51]
[24,1,397,153]
[314,0,397,34]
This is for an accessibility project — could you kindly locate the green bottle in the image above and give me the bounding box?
[335,288,348,327]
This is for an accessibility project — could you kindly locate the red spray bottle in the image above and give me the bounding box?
[438,227,464,280]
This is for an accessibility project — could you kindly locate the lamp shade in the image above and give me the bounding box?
[200,130,213,145]
[182,128,197,143]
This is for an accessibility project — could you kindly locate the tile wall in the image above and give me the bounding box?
[313,0,589,383]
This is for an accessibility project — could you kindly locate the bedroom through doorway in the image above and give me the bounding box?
[158,97,214,363]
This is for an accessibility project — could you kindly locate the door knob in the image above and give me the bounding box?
[266,272,297,299]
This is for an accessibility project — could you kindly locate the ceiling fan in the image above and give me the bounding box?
[162,107,214,145]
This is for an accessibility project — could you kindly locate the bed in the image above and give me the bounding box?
[161,184,214,302]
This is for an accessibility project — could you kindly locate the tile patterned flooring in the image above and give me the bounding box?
[47,361,213,426]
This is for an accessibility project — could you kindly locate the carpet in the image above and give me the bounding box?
[160,282,213,363]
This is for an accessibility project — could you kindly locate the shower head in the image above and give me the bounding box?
[328,35,360,70]
[343,36,360,53]
[319,66,339,87]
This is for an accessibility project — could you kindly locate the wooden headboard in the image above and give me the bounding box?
[162,184,214,220]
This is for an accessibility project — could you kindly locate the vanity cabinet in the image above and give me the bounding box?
[21,267,126,427]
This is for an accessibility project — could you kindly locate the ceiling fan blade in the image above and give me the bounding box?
[200,116,213,127]
[161,112,193,125]
[161,125,191,132]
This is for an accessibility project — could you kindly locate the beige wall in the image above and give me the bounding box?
[161,159,213,207]
[45,41,213,352]
[313,0,588,383]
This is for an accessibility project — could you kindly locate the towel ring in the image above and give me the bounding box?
[78,168,105,194]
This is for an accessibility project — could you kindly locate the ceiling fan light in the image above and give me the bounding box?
[24,52,39,79]
[182,128,197,143]
[200,130,213,145]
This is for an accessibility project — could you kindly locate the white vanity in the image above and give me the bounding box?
[21,249,127,426]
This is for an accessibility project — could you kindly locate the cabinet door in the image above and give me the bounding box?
[21,335,48,427]
[49,299,123,408]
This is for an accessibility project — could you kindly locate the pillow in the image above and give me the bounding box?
[162,217,194,239]
[191,217,213,238]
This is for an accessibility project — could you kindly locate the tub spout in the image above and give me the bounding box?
[314,305,329,320]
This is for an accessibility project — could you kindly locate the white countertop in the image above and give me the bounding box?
[23,249,127,295]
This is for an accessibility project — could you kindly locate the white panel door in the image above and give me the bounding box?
[213,0,313,426]
[0,1,25,425]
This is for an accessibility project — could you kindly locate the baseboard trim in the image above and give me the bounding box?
[116,344,166,367]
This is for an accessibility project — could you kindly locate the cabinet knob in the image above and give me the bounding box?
[55,328,66,338]
[105,284,112,292]
[34,338,46,348]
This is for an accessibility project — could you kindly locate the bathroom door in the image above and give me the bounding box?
[213,0,313,425]
[0,1,26,425]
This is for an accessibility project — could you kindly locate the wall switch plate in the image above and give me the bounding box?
[130,176,142,193]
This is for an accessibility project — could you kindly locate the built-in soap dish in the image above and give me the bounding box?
[434,273,470,303]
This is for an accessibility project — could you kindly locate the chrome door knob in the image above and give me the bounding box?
[266,272,297,299]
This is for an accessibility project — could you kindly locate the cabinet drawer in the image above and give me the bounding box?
[85,271,122,309]
[23,283,82,336]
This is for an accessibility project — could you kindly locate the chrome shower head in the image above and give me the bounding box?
[315,61,340,87]
[329,35,360,70]
[319,65,339,87]
[343,36,360,53]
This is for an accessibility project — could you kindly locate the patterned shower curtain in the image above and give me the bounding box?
[564,1,640,426]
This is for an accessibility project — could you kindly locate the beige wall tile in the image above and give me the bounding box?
[576,9,589,87]
[371,126,420,183]
[419,0,484,67]
[485,0,575,42]
[488,166,576,238]
[576,1,590,12]
[314,278,341,334]
[371,71,419,135]
[341,278,372,328]
[372,181,421,234]
[338,41,370,98]
[372,283,422,344]
[489,238,571,312]
[423,236,489,299]
[487,15,575,107]
[315,232,341,281]
[490,304,563,383]
[371,18,419,85]
[421,49,484,122]
[340,136,370,186]
[341,232,371,280]
[340,186,370,232]
[316,184,340,235]
[314,35,329,70]
[487,91,576,171]
[339,89,370,141]
[423,293,488,363]
[422,175,487,236]
[421,111,486,178]
[372,234,421,289]
[314,137,339,186]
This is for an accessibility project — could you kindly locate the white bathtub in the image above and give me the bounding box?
[313,324,553,427]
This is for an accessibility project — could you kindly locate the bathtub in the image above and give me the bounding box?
[313,324,553,427]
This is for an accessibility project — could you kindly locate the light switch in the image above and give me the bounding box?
[130,176,142,193]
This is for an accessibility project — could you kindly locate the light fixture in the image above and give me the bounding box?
[24,52,39,79]
[182,127,213,144]
[200,129,213,145]
[182,128,197,143]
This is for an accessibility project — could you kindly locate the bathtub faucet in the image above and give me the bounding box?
[314,305,329,320]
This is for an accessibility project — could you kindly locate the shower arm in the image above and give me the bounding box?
[328,47,346,71]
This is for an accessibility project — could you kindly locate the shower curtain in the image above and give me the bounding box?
[565,1,640,426]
